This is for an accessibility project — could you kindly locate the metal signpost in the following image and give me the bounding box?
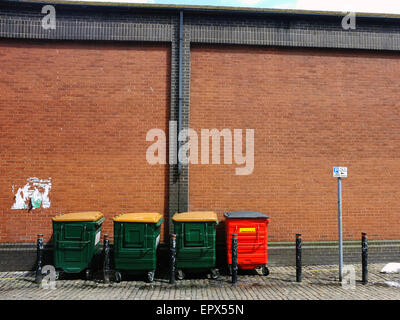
[333,167,347,281]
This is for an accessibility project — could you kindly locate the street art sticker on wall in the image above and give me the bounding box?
[11,178,52,210]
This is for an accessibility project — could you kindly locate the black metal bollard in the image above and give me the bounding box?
[232,234,238,284]
[170,234,177,284]
[103,234,111,283]
[35,234,44,284]
[296,233,302,283]
[362,232,368,285]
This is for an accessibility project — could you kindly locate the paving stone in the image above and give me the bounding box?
[0,264,399,300]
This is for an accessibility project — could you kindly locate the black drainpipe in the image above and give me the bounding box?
[178,10,183,175]
[177,10,183,212]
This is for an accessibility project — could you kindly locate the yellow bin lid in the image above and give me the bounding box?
[172,211,218,222]
[52,211,104,222]
[113,212,163,223]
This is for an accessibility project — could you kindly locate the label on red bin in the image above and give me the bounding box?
[239,228,256,232]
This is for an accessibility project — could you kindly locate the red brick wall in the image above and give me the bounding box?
[0,40,170,243]
[2,40,400,245]
[189,45,400,242]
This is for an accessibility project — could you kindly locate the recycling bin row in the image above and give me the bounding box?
[52,211,163,282]
[51,210,270,282]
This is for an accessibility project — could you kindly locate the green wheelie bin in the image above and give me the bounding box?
[113,212,163,283]
[172,211,219,280]
[52,211,105,280]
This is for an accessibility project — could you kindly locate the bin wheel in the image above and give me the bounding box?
[147,271,155,283]
[210,268,220,280]
[262,266,270,276]
[85,269,92,280]
[114,271,122,283]
[55,270,63,280]
[177,269,185,280]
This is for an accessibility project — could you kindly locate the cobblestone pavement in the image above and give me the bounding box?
[0,264,399,300]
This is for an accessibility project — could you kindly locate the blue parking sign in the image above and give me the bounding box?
[333,167,347,178]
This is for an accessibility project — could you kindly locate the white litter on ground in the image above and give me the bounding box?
[380,263,400,273]
[385,281,400,288]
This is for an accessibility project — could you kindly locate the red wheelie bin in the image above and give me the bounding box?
[224,211,270,275]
